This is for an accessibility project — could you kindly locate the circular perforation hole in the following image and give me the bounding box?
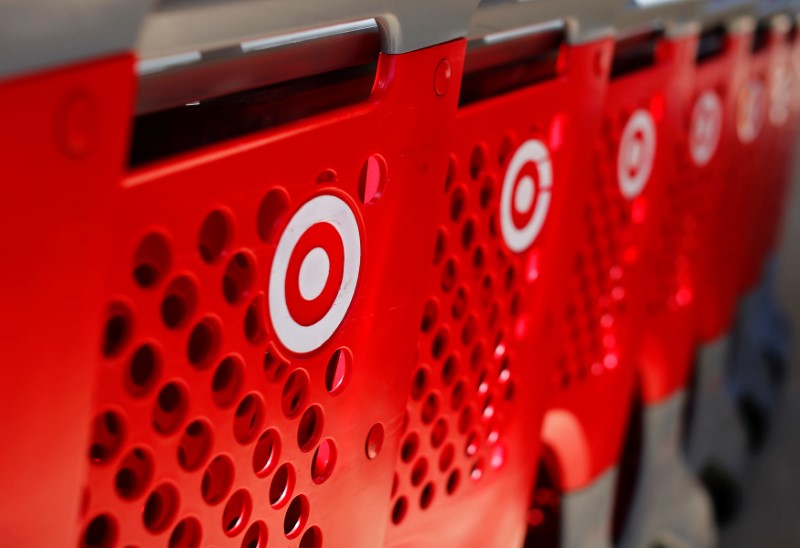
[359,154,387,204]
[420,482,435,509]
[133,232,172,288]
[102,302,133,357]
[234,393,265,444]
[444,155,457,191]
[431,328,449,360]
[400,432,419,463]
[326,348,351,395]
[441,258,458,292]
[115,447,154,500]
[461,218,476,250]
[269,463,295,509]
[257,188,290,243]
[82,514,117,548]
[89,410,125,464]
[223,251,256,304]
[442,355,459,386]
[392,497,408,525]
[421,393,440,425]
[439,443,455,471]
[452,287,468,319]
[316,169,338,184]
[187,317,222,369]
[244,293,267,344]
[480,177,494,209]
[253,428,282,477]
[127,343,161,397]
[282,370,310,418]
[162,275,198,329]
[311,438,337,484]
[470,343,485,371]
[297,404,324,452]
[433,228,447,266]
[470,145,486,180]
[242,521,268,548]
[300,526,322,548]
[446,470,461,495]
[472,245,487,271]
[143,483,180,533]
[198,210,231,263]
[498,135,515,166]
[264,347,289,383]
[202,455,235,505]
[366,423,385,459]
[411,458,428,487]
[223,489,252,537]
[450,187,467,222]
[420,299,439,333]
[284,495,310,539]
[152,382,189,435]
[169,517,202,548]
[177,419,213,471]
[212,355,245,408]
[410,367,430,400]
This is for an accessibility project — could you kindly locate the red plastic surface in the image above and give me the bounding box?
[541,35,696,493]
[384,39,613,548]
[79,40,463,548]
[692,31,754,343]
[636,33,711,404]
[736,29,786,295]
[0,55,135,546]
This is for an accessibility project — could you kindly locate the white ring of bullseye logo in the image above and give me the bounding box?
[690,90,723,167]
[269,194,361,354]
[499,139,553,253]
[617,109,656,200]
[737,79,765,143]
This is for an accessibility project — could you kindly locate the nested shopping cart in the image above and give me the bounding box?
[0,2,146,543]
[383,2,616,546]
[0,1,485,546]
[684,0,798,526]
[526,2,717,547]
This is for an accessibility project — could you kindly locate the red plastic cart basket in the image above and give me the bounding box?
[383,2,615,546]
[529,2,707,546]
[75,3,476,546]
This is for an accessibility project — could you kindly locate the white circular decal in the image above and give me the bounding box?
[617,109,657,199]
[269,194,361,354]
[770,66,791,126]
[737,79,765,143]
[689,90,723,167]
[499,139,553,253]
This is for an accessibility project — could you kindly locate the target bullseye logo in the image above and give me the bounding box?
[269,194,361,354]
[689,90,723,167]
[499,139,553,253]
[617,109,656,199]
[737,79,765,143]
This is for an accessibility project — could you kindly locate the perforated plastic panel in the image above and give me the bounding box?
[384,39,613,548]
[78,41,464,548]
[539,34,695,494]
